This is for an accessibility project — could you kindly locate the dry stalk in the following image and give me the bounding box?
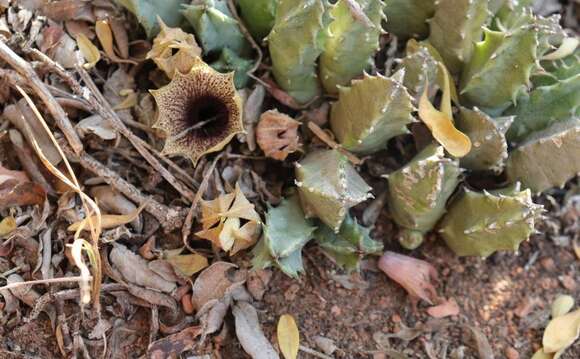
[307,121,363,165]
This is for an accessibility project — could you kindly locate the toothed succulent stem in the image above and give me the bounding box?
[319,0,385,94]
[295,149,373,231]
[383,0,435,39]
[268,0,330,104]
[238,0,278,40]
[439,184,543,257]
[385,145,461,249]
[330,71,414,154]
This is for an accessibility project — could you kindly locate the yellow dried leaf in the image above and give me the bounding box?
[68,201,147,232]
[76,33,100,69]
[165,253,208,277]
[147,17,202,78]
[573,238,580,260]
[531,348,553,359]
[96,20,137,65]
[0,216,16,236]
[543,308,580,353]
[551,295,575,318]
[418,74,471,157]
[277,314,299,359]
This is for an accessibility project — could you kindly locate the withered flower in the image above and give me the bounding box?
[151,57,244,164]
[256,109,300,161]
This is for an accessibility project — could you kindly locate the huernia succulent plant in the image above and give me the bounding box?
[383,0,435,39]
[295,149,372,232]
[238,0,278,40]
[115,0,187,38]
[319,0,385,94]
[329,71,414,154]
[385,145,461,249]
[150,57,244,164]
[268,0,330,104]
[439,184,543,257]
[315,214,383,272]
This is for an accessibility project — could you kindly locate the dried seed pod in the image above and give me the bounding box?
[295,149,372,231]
[268,0,330,104]
[255,110,300,161]
[330,72,414,154]
[150,57,244,164]
[506,74,580,143]
[252,195,317,278]
[383,0,435,39]
[315,214,383,272]
[439,184,543,257]
[457,107,513,172]
[506,119,580,193]
[385,145,461,249]
[428,0,488,74]
[319,0,385,94]
[146,18,202,79]
[238,0,278,40]
[182,0,249,56]
[460,26,538,111]
[115,0,187,38]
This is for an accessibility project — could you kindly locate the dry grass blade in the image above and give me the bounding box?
[15,85,103,309]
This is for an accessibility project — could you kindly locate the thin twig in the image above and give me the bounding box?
[75,65,196,203]
[0,276,93,292]
[62,145,185,231]
[0,39,83,154]
[307,121,363,165]
[226,0,263,75]
[299,345,334,359]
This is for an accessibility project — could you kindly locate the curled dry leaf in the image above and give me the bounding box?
[190,261,246,311]
[164,252,208,277]
[427,298,460,318]
[277,314,299,359]
[146,17,202,79]
[76,32,100,69]
[542,308,580,354]
[418,65,471,158]
[89,185,141,231]
[256,110,301,161]
[551,295,575,318]
[76,115,117,140]
[95,19,136,65]
[196,183,261,254]
[151,57,244,164]
[109,243,177,293]
[378,251,439,305]
[67,200,147,232]
[233,302,280,359]
[0,166,46,210]
[147,325,201,359]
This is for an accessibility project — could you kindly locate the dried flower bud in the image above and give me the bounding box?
[378,251,439,305]
[150,57,244,164]
[256,110,300,161]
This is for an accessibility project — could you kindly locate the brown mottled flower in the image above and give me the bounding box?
[150,57,244,164]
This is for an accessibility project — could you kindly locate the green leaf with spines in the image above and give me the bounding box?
[329,72,414,154]
[114,0,187,38]
[385,145,461,249]
[315,214,383,272]
[319,0,385,94]
[492,1,534,31]
[238,0,278,40]
[182,0,250,56]
[268,0,330,104]
[460,25,538,111]
[210,48,254,89]
[457,107,512,172]
[506,119,580,193]
[428,0,489,74]
[295,149,373,232]
[383,0,435,39]
[506,74,580,142]
[252,195,317,278]
[539,48,580,84]
[439,184,543,257]
[397,47,439,101]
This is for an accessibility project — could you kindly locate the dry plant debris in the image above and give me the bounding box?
[0,0,578,358]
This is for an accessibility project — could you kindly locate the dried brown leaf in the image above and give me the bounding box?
[463,325,494,359]
[67,200,147,232]
[427,298,460,318]
[95,19,137,65]
[165,253,209,277]
[41,0,93,22]
[256,110,301,161]
[190,261,245,311]
[233,302,280,359]
[147,325,202,359]
[76,32,100,69]
[0,176,46,210]
[378,251,440,305]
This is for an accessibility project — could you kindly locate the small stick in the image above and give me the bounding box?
[299,345,334,359]
[0,39,83,154]
[0,276,92,292]
[63,146,185,231]
[307,121,363,165]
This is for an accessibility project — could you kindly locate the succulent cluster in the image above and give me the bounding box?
[120,0,579,275]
